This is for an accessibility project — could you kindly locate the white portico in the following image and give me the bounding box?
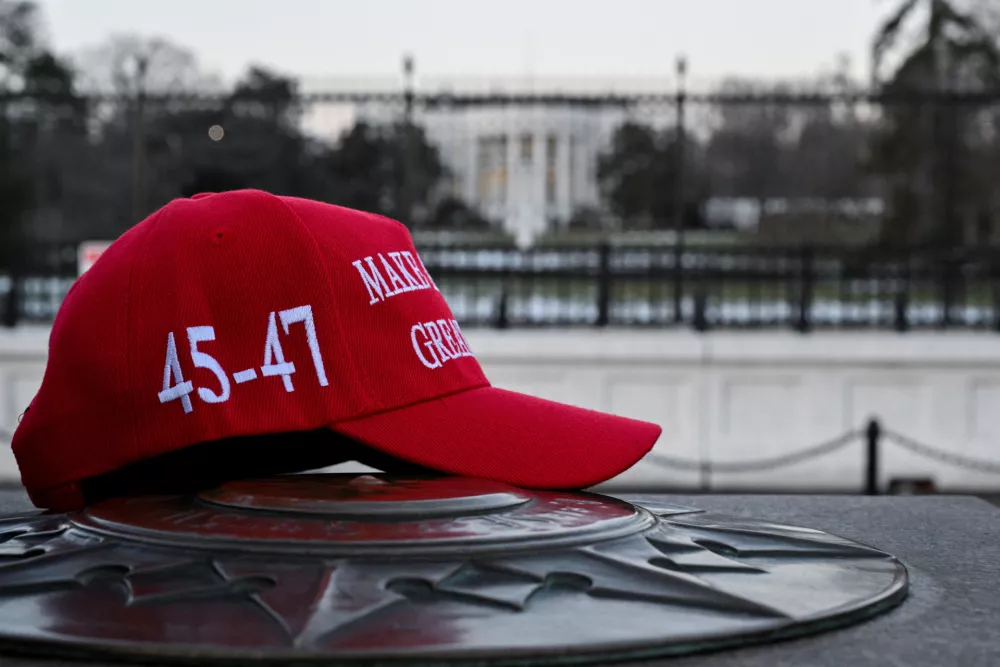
[423,104,620,245]
[352,97,626,246]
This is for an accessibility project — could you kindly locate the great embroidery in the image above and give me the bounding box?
[351,250,474,370]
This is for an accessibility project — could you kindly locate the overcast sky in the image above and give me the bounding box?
[35,0,897,89]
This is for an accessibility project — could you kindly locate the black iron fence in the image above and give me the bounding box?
[4,241,1000,332]
[426,243,1000,331]
[5,82,1000,332]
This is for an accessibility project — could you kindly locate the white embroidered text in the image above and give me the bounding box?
[158,304,328,414]
[411,318,475,369]
[352,250,438,305]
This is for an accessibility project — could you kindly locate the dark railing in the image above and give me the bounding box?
[3,242,1000,331]
[424,242,1000,331]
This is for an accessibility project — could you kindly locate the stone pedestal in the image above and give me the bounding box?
[0,485,992,666]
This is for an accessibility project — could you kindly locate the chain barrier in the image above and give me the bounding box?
[643,429,861,474]
[882,428,1000,475]
[644,422,1000,477]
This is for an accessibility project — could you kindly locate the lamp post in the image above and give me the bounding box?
[129,54,150,224]
[672,55,688,324]
[400,54,416,226]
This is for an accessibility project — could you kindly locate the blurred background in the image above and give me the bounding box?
[2,0,1000,499]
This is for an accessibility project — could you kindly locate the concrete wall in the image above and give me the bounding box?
[3,326,1000,492]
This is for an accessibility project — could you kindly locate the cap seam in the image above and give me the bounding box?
[269,194,374,409]
[331,378,491,427]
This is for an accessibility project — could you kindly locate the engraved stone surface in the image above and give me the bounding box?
[0,474,908,665]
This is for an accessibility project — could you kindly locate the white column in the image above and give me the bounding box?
[504,121,520,240]
[507,126,519,216]
[556,129,572,224]
[579,117,601,208]
[465,119,478,205]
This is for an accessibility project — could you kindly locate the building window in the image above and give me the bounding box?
[545,134,558,205]
[476,135,508,207]
[520,133,533,164]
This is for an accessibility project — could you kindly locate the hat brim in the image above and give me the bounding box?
[329,386,661,489]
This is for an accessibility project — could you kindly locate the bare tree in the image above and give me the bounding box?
[784,55,873,202]
[0,0,41,89]
[72,35,222,220]
[869,0,1000,245]
[703,78,795,205]
[74,34,219,96]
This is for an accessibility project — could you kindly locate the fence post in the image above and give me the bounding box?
[1,272,20,329]
[795,246,813,333]
[495,287,509,330]
[596,242,611,327]
[1,240,24,329]
[692,284,708,332]
[865,418,881,496]
[993,258,1000,333]
[894,255,910,333]
[672,243,684,325]
[939,254,955,330]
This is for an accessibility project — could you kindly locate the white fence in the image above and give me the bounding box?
[3,326,1000,492]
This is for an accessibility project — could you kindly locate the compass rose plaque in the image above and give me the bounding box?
[0,474,908,665]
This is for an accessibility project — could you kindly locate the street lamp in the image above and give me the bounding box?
[673,55,688,324]
[400,54,416,226]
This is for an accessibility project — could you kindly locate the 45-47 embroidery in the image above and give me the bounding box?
[158,305,329,414]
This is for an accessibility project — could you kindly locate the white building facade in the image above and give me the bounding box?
[425,105,625,245]
[356,101,628,246]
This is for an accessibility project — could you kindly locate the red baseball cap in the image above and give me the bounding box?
[12,190,661,510]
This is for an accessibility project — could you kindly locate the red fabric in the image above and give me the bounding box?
[333,386,661,490]
[11,190,662,510]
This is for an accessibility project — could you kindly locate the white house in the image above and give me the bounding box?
[355,98,630,246]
